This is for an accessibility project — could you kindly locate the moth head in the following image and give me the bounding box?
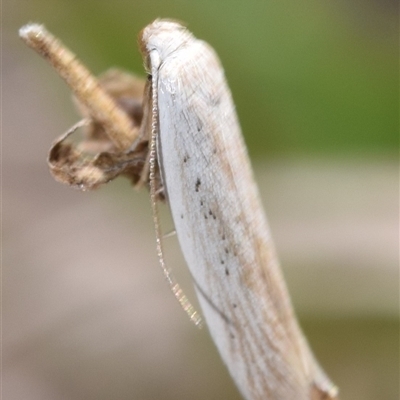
[139,19,192,71]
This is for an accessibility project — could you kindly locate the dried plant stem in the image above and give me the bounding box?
[19,24,136,151]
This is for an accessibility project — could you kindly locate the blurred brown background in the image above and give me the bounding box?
[3,1,398,399]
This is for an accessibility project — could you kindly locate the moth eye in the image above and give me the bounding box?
[147,73,152,82]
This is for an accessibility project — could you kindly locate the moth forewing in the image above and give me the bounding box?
[141,20,337,400]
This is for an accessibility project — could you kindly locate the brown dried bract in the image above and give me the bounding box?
[47,69,164,200]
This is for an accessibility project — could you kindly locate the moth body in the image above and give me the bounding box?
[140,20,337,400]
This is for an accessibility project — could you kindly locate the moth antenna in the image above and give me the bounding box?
[149,73,203,327]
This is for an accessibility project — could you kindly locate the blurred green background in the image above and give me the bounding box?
[4,1,398,400]
[8,0,398,157]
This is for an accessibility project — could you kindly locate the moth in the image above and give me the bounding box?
[20,19,338,400]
